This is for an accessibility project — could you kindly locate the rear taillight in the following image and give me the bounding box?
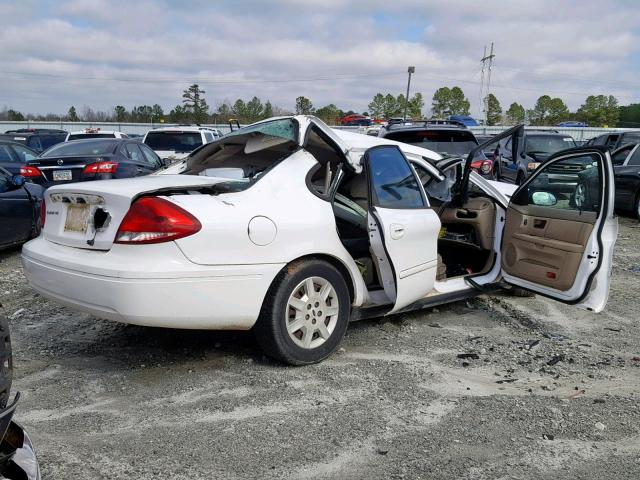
[84,161,119,174]
[470,160,492,175]
[115,197,201,244]
[20,166,42,177]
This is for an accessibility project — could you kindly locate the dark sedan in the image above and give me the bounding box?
[0,141,39,175]
[0,167,43,250]
[611,143,640,218]
[24,139,164,187]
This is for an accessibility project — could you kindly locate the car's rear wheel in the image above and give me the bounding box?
[634,191,640,220]
[254,259,350,365]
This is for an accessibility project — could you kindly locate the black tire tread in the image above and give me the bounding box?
[254,259,350,366]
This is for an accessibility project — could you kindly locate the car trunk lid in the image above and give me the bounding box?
[41,175,233,250]
[29,155,112,185]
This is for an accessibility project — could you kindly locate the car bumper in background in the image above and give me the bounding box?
[22,237,284,330]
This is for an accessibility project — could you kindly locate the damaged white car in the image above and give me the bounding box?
[22,116,618,365]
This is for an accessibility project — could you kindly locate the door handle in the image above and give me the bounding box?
[390,223,405,240]
[533,219,547,229]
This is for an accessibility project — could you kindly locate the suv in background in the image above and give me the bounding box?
[66,128,129,141]
[143,126,221,162]
[494,129,577,184]
[378,119,494,177]
[0,130,67,154]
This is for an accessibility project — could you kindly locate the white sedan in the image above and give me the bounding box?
[22,116,618,365]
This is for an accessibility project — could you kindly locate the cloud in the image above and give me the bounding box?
[1,0,639,117]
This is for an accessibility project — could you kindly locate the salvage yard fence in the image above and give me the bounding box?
[1,121,638,141]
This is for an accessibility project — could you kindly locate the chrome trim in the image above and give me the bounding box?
[37,165,85,170]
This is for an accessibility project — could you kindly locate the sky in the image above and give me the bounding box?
[1,0,639,118]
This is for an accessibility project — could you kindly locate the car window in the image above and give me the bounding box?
[124,144,144,162]
[619,134,640,149]
[367,146,425,209]
[42,140,117,157]
[144,131,204,153]
[513,154,602,213]
[139,144,161,167]
[384,130,478,156]
[27,137,42,151]
[628,146,640,166]
[525,135,575,155]
[612,146,633,166]
[204,132,214,143]
[0,146,15,162]
[40,134,67,149]
[11,144,37,162]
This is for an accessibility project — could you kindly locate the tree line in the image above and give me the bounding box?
[0,83,631,128]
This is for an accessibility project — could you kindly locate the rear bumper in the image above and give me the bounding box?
[22,237,284,330]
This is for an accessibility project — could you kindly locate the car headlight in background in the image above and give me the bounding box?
[527,162,541,171]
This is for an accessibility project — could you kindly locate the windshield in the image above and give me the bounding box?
[42,140,117,157]
[384,130,478,155]
[525,135,576,155]
[68,133,117,141]
[145,131,203,153]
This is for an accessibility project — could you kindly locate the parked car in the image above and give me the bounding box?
[378,119,493,177]
[143,126,221,162]
[339,114,372,126]
[0,309,41,479]
[0,132,66,154]
[557,121,588,127]
[494,130,577,184]
[448,115,479,127]
[22,117,617,365]
[0,141,39,175]
[610,143,640,218]
[586,131,640,151]
[0,167,43,250]
[65,128,129,141]
[23,139,163,187]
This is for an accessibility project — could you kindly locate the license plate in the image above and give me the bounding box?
[53,170,73,181]
[64,204,90,233]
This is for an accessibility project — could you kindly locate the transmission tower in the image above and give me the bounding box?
[479,43,495,123]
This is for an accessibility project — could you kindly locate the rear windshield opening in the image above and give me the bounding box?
[145,132,203,153]
[385,130,478,156]
[68,133,117,141]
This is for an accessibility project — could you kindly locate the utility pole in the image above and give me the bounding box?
[404,66,415,120]
[479,43,495,124]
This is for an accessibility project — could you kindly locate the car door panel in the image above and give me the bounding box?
[501,148,616,311]
[364,145,439,312]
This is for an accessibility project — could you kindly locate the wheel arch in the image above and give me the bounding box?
[280,253,357,305]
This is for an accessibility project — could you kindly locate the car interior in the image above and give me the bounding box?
[302,125,501,295]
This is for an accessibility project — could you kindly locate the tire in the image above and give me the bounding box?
[516,171,525,186]
[0,311,13,409]
[634,192,640,220]
[254,259,350,365]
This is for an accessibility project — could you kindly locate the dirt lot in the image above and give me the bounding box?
[1,217,639,479]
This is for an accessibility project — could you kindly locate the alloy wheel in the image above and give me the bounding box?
[285,276,339,349]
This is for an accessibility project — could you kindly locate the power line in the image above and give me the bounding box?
[0,69,404,84]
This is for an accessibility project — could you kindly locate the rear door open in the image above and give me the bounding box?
[500,147,618,312]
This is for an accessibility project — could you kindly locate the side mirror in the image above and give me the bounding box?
[161,158,172,167]
[10,175,26,188]
[511,126,524,160]
[532,191,557,206]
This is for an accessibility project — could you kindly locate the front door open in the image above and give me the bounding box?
[500,147,618,312]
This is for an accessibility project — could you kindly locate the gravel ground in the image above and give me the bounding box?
[1,216,639,479]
